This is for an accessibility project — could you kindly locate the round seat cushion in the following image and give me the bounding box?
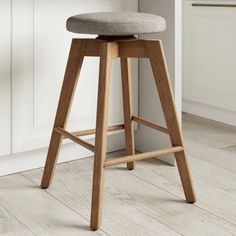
[66,12,166,36]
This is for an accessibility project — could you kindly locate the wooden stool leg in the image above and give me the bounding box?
[90,43,114,230]
[145,40,196,203]
[41,39,85,189]
[121,58,135,170]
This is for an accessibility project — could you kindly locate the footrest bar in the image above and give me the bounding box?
[132,116,168,134]
[69,124,125,137]
[104,146,184,167]
[54,127,95,152]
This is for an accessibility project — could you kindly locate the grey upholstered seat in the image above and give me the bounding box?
[66,12,166,36]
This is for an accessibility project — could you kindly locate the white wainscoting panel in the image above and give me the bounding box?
[12,0,138,153]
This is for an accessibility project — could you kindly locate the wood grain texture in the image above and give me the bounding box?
[132,115,169,134]
[23,160,182,236]
[104,146,183,167]
[1,114,232,235]
[90,42,115,230]
[183,113,236,149]
[121,58,135,170]
[145,40,196,203]
[83,39,148,58]
[223,144,236,153]
[119,40,148,58]
[41,38,196,231]
[22,152,236,236]
[0,206,34,236]
[70,124,125,138]
[41,39,86,189]
[120,115,236,228]
[0,174,108,236]
[54,127,95,152]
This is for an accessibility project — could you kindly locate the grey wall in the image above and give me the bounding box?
[136,0,177,165]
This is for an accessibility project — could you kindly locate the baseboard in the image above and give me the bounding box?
[183,99,236,127]
[0,132,125,177]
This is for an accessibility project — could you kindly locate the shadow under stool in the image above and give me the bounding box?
[40,12,196,231]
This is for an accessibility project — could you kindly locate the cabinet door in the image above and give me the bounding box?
[0,1,11,156]
[12,0,138,153]
[183,1,236,112]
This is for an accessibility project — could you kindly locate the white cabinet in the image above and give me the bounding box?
[0,1,11,156]
[183,1,236,115]
[0,0,138,156]
[12,0,138,153]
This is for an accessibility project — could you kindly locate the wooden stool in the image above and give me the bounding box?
[41,12,196,230]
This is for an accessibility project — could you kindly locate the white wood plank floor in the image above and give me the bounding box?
[1,113,236,236]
